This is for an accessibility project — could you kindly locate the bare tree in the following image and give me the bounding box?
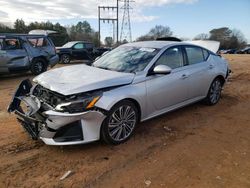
[193,33,209,40]
[148,25,173,39]
[136,25,173,41]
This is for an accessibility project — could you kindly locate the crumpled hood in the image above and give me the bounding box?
[33,65,135,95]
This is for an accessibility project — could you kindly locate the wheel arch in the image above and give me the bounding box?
[59,53,71,58]
[32,56,48,66]
[121,98,142,122]
[205,74,226,98]
[100,97,142,122]
[214,75,226,86]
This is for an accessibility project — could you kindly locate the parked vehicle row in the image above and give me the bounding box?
[237,47,250,54]
[0,34,59,75]
[218,47,250,54]
[8,40,230,145]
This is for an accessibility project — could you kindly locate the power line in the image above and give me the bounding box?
[98,0,119,46]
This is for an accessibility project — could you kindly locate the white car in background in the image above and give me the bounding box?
[8,40,230,145]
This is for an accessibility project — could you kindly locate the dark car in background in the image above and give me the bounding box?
[0,34,59,75]
[56,41,94,64]
[237,47,250,54]
[219,49,236,54]
[93,47,112,58]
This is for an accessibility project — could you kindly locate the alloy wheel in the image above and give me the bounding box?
[108,105,136,142]
[209,79,222,104]
[62,54,70,64]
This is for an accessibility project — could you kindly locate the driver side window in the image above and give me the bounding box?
[73,43,85,49]
[4,38,22,50]
[155,47,184,69]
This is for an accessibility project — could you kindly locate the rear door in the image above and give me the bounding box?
[183,46,215,99]
[27,36,56,56]
[146,46,190,114]
[39,37,56,57]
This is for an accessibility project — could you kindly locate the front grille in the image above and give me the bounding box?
[33,85,64,108]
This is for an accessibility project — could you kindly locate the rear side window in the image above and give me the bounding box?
[185,46,204,65]
[27,37,49,47]
[85,43,93,49]
[155,47,184,69]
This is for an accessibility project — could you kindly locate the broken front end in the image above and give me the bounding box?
[8,79,106,145]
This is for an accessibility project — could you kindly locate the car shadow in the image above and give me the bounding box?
[45,101,207,152]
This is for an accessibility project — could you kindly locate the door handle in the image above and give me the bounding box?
[181,74,189,79]
[209,64,214,69]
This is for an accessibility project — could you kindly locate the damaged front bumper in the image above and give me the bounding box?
[8,79,106,145]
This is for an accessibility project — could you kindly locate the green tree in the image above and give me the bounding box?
[0,23,14,33]
[14,19,27,33]
[209,27,246,49]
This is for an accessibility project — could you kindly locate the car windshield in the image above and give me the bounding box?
[62,42,77,48]
[93,46,159,73]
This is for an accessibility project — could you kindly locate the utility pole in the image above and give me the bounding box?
[120,0,134,42]
[98,0,119,46]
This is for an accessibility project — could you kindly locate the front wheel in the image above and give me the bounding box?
[205,78,223,105]
[61,54,71,64]
[101,100,139,145]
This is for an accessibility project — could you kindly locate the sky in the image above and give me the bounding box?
[0,0,249,43]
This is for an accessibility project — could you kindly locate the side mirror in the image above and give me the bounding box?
[153,65,172,75]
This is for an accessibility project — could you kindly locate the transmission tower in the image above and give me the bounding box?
[120,0,134,42]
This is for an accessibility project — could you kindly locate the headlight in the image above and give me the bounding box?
[55,96,101,113]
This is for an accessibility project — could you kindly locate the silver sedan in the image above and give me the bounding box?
[8,40,230,145]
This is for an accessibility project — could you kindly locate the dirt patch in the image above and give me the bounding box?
[0,56,250,187]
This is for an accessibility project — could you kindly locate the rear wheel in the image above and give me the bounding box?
[30,58,47,75]
[205,78,223,105]
[101,100,139,145]
[61,54,70,64]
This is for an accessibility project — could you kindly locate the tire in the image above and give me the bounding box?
[30,58,47,75]
[101,100,139,145]
[205,78,223,105]
[61,54,71,64]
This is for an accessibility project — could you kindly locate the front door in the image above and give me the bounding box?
[0,37,27,72]
[146,46,190,116]
[72,43,90,60]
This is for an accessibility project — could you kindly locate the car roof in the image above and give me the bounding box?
[124,41,181,49]
[124,40,218,53]
[0,34,46,38]
[67,41,92,44]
